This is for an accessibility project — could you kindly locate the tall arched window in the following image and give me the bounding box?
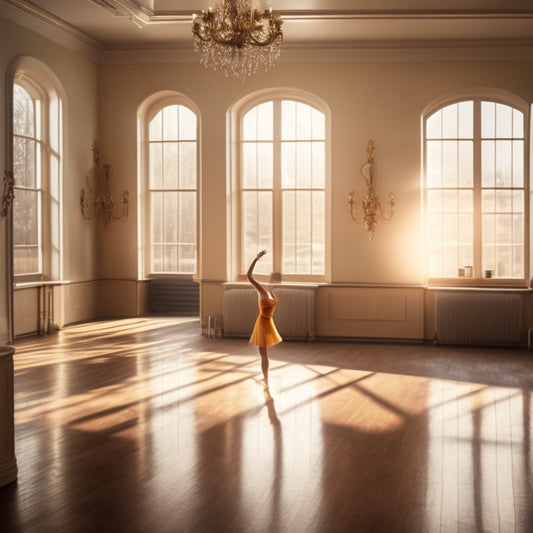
[423,95,529,286]
[138,93,199,277]
[232,91,329,281]
[12,60,62,282]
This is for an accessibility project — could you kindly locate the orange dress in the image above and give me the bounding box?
[249,296,282,347]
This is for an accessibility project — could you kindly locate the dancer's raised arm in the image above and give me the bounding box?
[247,249,269,299]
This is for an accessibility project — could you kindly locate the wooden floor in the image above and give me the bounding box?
[1,317,533,532]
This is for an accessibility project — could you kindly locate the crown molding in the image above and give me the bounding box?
[97,43,533,66]
[0,0,100,62]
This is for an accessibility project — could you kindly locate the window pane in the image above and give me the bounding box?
[512,109,524,138]
[282,190,324,275]
[295,103,312,140]
[481,101,495,138]
[16,137,41,190]
[179,142,197,189]
[13,189,41,275]
[442,141,458,187]
[458,141,473,187]
[442,104,458,138]
[178,192,197,273]
[495,140,512,187]
[312,192,326,274]
[242,144,258,188]
[163,143,178,189]
[179,192,197,244]
[426,110,442,139]
[282,142,313,188]
[149,143,163,189]
[312,108,326,139]
[426,141,442,187]
[312,142,325,188]
[242,191,272,275]
[496,103,512,138]
[163,105,178,140]
[13,84,35,137]
[163,192,178,246]
[281,100,296,140]
[243,102,273,141]
[151,192,163,243]
[14,137,37,188]
[243,143,273,189]
[296,143,312,188]
[149,110,162,141]
[458,101,473,138]
[178,106,197,140]
[512,141,524,187]
[482,140,495,187]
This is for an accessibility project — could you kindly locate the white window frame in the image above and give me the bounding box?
[228,89,331,282]
[137,91,200,279]
[10,59,63,283]
[423,91,530,288]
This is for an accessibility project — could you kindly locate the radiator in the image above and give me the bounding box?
[222,286,316,340]
[149,278,199,315]
[435,292,521,346]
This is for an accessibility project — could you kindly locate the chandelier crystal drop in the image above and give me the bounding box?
[192,0,283,80]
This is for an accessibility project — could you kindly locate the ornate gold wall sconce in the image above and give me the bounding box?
[1,170,15,221]
[80,144,129,233]
[348,139,395,240]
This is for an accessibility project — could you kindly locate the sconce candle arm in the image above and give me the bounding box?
[1,170,15,221]
[348,140,395,240]
[80,144,129,234]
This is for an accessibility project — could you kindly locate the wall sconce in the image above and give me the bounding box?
[348,139,395,240]
[80,144,129,233]
[1,170,15,221]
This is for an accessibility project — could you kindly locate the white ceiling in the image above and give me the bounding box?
[2,0,533,56]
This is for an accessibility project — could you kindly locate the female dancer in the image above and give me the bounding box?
[247,250,282,388]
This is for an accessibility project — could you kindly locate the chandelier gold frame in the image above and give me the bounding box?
[348,140,395,240]
[192,0,283,80]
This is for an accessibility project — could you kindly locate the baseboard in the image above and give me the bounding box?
[0,456,18,487]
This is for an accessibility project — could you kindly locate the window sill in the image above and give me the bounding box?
[426,278,529,290]
[14,280,69,290]
[223,281,320,290]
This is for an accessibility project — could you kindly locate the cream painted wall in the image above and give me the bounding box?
[98,59,533,287]
[0,16,100,335]
[0,17,100,284]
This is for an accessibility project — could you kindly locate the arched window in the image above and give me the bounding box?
[11,60,62,282]
[231,90,330,281]
[423,94,529,286]
[138,92,199,277]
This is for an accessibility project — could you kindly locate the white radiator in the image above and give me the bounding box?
[222,286,316,340]
[435,292,521,346]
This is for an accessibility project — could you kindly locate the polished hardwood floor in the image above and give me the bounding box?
[1,316,532,532]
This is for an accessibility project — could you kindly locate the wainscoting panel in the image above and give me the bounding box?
[316,286,424,341]
[13,287,40,337]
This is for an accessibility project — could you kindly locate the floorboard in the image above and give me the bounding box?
[1,316,532,532]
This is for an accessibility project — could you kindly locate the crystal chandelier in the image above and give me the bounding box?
[192,0,283,80]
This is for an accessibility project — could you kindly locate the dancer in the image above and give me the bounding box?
[248,250,282,388]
